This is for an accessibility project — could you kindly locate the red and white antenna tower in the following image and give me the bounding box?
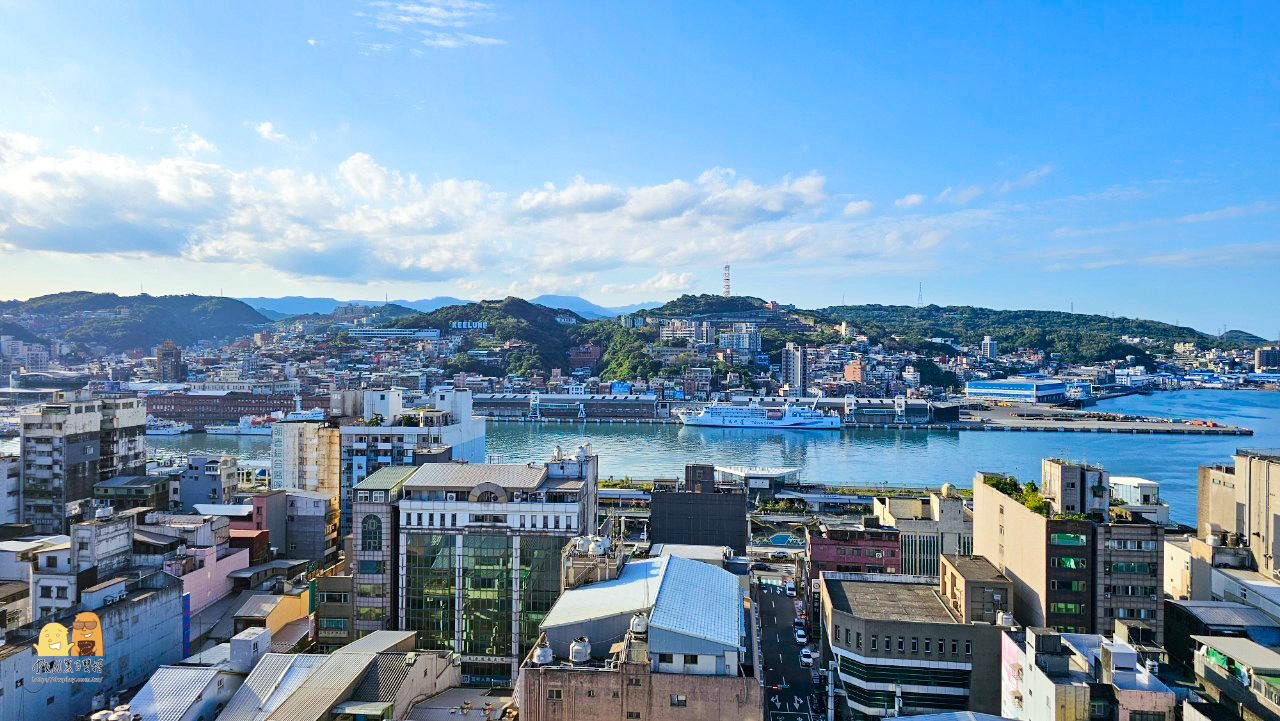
[722,264,731,297]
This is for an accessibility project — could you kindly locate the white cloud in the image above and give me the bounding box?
[894,193,924,208]
[842,200,873,217]
[251,121,287,143]
[365,0,505,50]
[936,185,983,205]
[308,38,317,46]
[995,164,1052,193]
[514,176,627,218]
[174,128,216,156]
[601,271,697,295]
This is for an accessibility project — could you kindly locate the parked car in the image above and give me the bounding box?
[785,580,796,597]
[771,550,792,560]
[794,628,807,645]
[750,562,772,571]
[800,648,814,667]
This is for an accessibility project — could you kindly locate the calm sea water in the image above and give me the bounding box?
[106,390,1280,525]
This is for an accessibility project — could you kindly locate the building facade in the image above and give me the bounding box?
[397,448,598,680]
[872,489,974,576]
[271,421,341,496]
[20,390,146,533]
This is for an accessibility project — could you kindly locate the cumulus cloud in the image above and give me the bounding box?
[842,200,873,217]
[174,128,216,156]
[936,185,983,205]
[894,193,924,208]
[514,176,627,218]
[601,271,697,295]
[251,121,287,142]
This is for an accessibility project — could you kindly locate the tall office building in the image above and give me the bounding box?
[397,446,598,681]
[980,335,998,359]
[780,342,807,395]
[154,339,187,382]
[872,488,974,577]
[973,462,1164,642]
[20,390,146,534]
[1199,449,1280,579]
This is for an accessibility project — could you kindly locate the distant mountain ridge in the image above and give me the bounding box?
[239,294,660,319]
[0,292,267,351]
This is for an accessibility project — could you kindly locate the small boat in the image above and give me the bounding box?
[145,416,193,435]
[205,415,276,435]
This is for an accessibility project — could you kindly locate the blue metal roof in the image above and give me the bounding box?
[649,555,744,649]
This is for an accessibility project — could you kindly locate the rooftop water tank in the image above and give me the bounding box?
[997,611,1016,627]
[576,445,587,461]
[630,613,648,636]
[569,637,592,664]
[588,539,607,556]
[940,482,955,498]
[574,536,591,554]
[532,644,554,666]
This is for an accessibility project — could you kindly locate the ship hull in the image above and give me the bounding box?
[680,415,841,430]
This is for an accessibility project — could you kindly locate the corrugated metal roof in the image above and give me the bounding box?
[216,654,327,721]
[542,555,744,649]
[131,666,220,721]
[263,651,377,721]
[649,555,744,649]
[350,653,412,703]
[403,463,547,490]
[1193,635,1280,673]
[337,630,416,654]
[354,466,418,491]
[540,557,665,630]
[234,594,281,619]
[1172,600,1278,628]
[269,619,312,653]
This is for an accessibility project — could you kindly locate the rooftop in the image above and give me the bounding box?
[1239,448,1280,461]
[1194,635,1280,673]
[353,465,418,492]
[403,462,548,490]
[824,575,956,624]
[943,555,1010,584]
[193,503,253,516]
[1171,600,1279,628]
[128,666,222,721]
[95,474,165,488]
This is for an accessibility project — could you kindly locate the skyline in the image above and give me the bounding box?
[1,2,1278,335]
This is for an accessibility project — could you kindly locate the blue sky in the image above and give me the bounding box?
[0,2,1277,335]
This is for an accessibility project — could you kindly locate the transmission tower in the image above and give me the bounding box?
[917,282,923,308]
[722,265,731,297]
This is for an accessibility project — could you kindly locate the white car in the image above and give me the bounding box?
[794,629,807,645]
[785,581,796,597]
[800,648,814,667]
[771,550,791,561]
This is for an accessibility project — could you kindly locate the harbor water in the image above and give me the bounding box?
[132,390,1280,525]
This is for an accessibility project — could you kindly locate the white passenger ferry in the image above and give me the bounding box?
[678,402,841,430]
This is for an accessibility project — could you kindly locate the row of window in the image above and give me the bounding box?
[1051,557,1088,570]
[1105,539,1159,551]
[1105,584,1158,596]
[836,626,972,659]
[1049,579,1087,592]
[834,547,896,557]
[656,653,701,666]
[1049,533,1088,546]
[837,654,971,687]
[1049,602,1084,615]
[1109,607,1157,620]
[1107,562,1155,574]
[401,511,576,531]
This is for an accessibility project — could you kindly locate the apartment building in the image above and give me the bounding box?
[938,554,1014,624]
[284,489,340,565]
[1198,449,1280,580]
[20,390,146,533]
[397,447,598,680]
[805,519,902,575]
[872,487,974,576]
[780,342,807,395]
[973,463,1165,642]
[336,387,485,532]
[271,420,341,496]
[176,454,239,511]
[351,466,415,637]
[0,455,18,524]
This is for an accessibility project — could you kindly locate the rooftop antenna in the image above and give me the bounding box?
[917,282,923,308]
[722,264,731,298]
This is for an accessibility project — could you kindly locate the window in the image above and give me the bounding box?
[317,591,350,604]
[586,690,596,697]
[911,637,918,653]
[1129,713,1165,721]
[318,617,348,630]
[55,587,67,600]
[477,490,499,503]
[924,638,931,654]
[627,678,642,687]
[897,637,904,652]
[357,607,386,621]
[856,632,863,649]
[357,491,370,502]
[683,654,698,665]
[357,560,386,574]
[670,695,687,707]
[627,713,640,720]
[964,640,972,656]
[40,586,51,599]
[951,640,958,655]
[658,653,673,664]
[44,556,56,569]
[1050,533,1088,546]
[357,583,384,598]
[1050,580,1087,592]
[546,689,562,701]
[361,515,383,551]
[871,635,878,651]
[1051,557,1087,570]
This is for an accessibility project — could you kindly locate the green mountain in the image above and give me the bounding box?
[0,293,268,351]
[645,294,769,316]
[815,304,1262,363]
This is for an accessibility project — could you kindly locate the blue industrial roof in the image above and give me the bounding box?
[541,554,743,650]
[649,555,744,649]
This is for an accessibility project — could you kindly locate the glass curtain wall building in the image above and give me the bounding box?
[398,445,599,681]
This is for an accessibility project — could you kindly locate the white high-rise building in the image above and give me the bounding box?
[780,342,807,395]
[980,335,998,359]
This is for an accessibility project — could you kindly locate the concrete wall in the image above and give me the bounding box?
[176,545,250,614]
[517,660,760,721]
[974,480,1050,628]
